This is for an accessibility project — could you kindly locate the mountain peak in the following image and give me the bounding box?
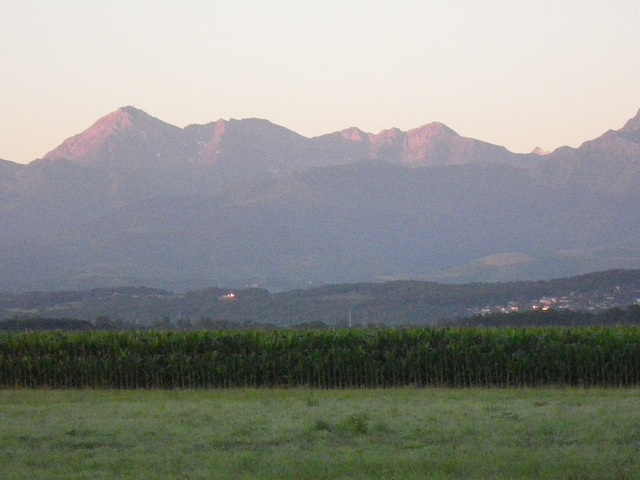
[337,127,368,142]
[43,107,138,161]
[619,108,640,133]
[408,122,458,138]
[87,105,151,130]
[531,147,551,156]
[42,107,173,162]
[92,106,136,129]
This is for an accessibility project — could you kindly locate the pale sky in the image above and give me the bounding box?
[2,0,640,164]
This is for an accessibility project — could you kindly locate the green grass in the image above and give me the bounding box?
[1,388,639,479]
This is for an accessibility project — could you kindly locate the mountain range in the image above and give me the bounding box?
[2,106,640,291]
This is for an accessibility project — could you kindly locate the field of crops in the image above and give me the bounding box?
[1,327,639,388]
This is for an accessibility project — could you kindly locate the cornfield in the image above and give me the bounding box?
[0,327,639,388]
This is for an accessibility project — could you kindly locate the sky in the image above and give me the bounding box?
[2,0,640,164]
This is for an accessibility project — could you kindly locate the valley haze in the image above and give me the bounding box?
[2,106,640,292]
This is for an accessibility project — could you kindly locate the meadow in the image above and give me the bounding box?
[1,388,639,479]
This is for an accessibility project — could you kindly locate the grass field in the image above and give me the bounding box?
[1,388,639,479]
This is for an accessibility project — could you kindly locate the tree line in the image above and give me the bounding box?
[3,304,640,332]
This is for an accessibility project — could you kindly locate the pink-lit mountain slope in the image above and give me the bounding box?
[41,106,539,177]
[43,107,314,173]
[316,122,540,168]
[43,107,191,167]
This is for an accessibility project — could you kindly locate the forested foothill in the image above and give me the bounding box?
[1,269,640,329]
[3,270,640,390]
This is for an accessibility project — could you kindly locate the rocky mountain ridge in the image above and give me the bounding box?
[1,106,640,291]
[38,106,543,173]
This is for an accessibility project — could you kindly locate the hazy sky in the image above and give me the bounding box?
[2,0,640,164]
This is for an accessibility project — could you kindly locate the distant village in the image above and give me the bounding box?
[468,285,640,317]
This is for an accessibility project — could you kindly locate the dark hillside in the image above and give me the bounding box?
[3,270,639,326]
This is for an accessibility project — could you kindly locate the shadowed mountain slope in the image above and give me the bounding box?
[1,107,640,291]
[531,108,640,193]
